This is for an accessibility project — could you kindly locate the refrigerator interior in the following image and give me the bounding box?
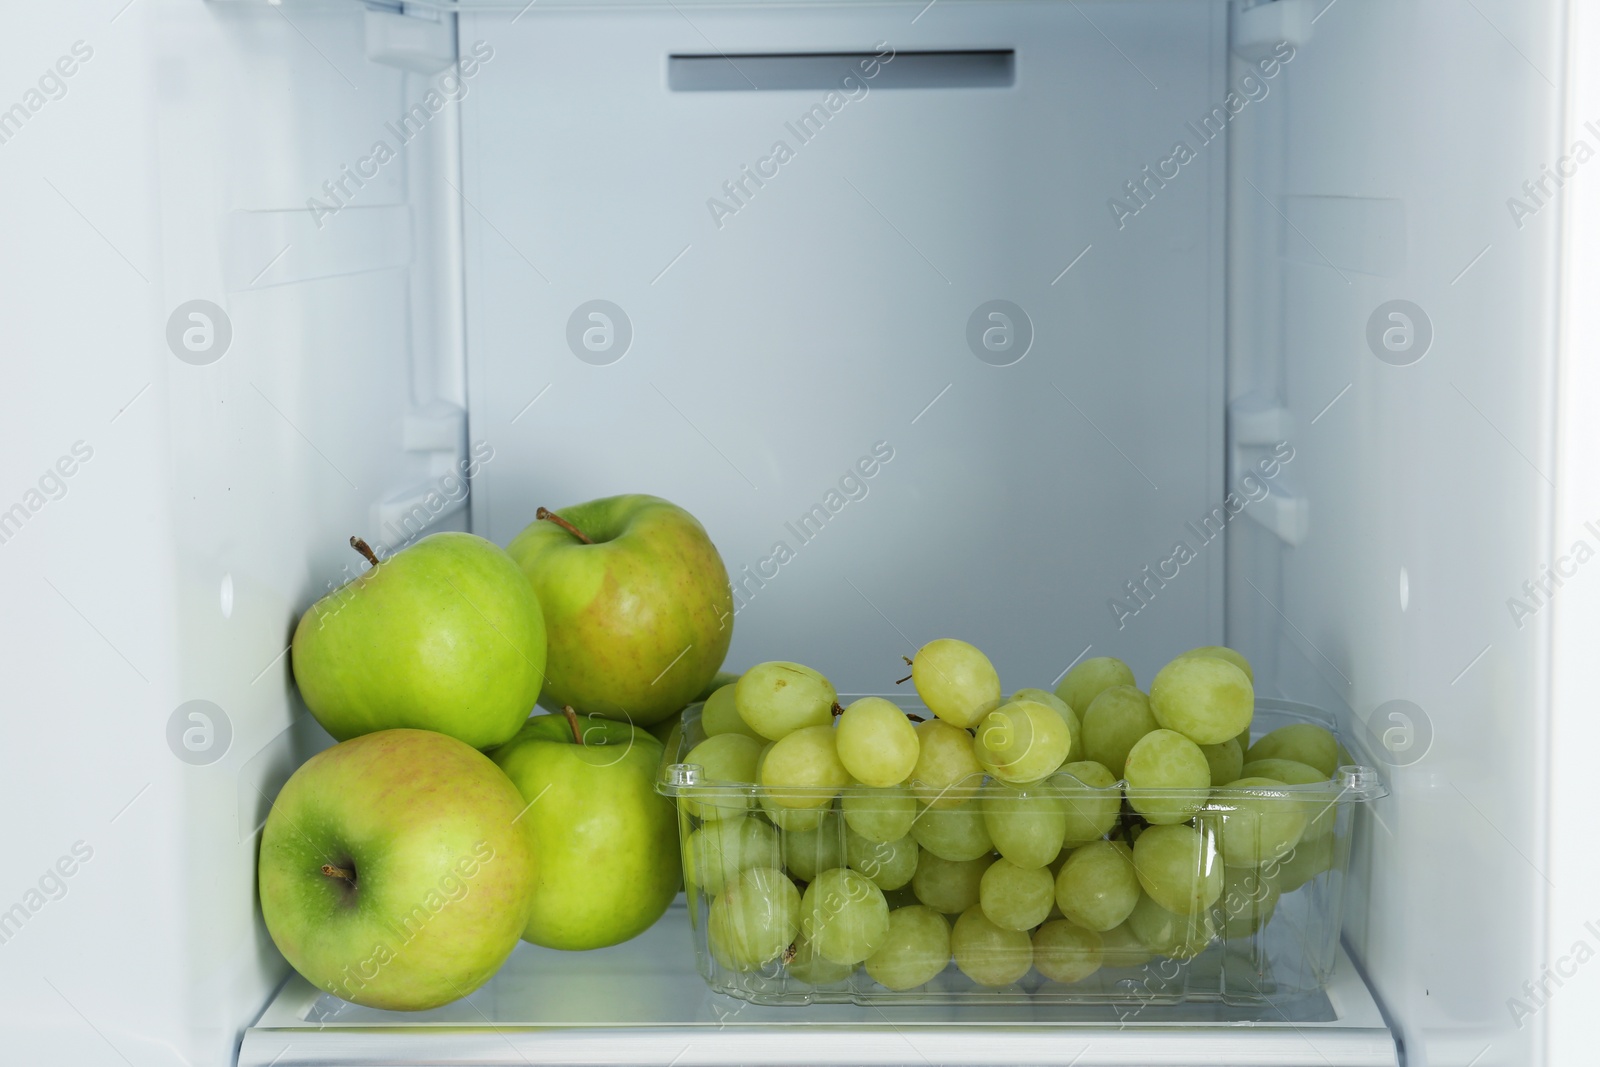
[0,0,1587,1064]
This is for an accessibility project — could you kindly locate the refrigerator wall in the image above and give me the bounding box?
[1548,5,1600,1063]
[0,2,457,1064]
[1225,1,1568,1065]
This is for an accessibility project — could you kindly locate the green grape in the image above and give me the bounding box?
[1055,656,1136,715]
[685,815,781,896]
[1010,688,1084,762]
[1081,686,1158,777]
[843,785,918,843]
[1177,645,1254,682]
[702,682,764,740]
[761,792,828,832]
[1240,758,1338,840]
[978,857,1055,930]
[1100,920,1154,968]
[833,696,920,787]
[1124,729,1211,824]
[682,733,762,820]
[1032,919,1103,984]
[911,638,1002,728]
[1234,726,1251,751]
[1209,776,1308,868]
[912,850,994,914]
[1149,655,1254,745]
[1199,738,1243,788]
[1054,840,1140,932]
[1269,831,1337,892]
[864,905,951,991]
[1057,761,1122,843]
[1126,892,1217,959]
[1240,757,1323,782]
[845,826,918,891]
[1213,864,1280,939]
[707,866,802,970]
[736,661,837,740]
[974,700,1071,784]
[1132,822,1223,915]
[1245,723,1340,777]
[800,867,890,964]
[782,812,844,882]
[951,905,1032,987]
[980,781,1066,869]
[786,932,856,985]
[910,799,994,861]
[761,724,850,809]
[908,719,984,808]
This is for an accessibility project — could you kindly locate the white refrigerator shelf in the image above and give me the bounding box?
[240,903,1397,1066]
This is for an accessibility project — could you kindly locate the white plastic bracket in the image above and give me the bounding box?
[1232,0,1315,61]
[367,401,469,552]
[364,3,457,75]
[1229,394,1310,546]
[403,399,465,453]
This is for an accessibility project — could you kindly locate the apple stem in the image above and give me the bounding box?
[349,536,381,568]
[563,705,584,745]
[537,507,593,545]
[321,863,356,884]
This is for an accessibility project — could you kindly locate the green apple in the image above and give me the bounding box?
[258,729,537,1010]
[292,532,547,749]
[491,711,680,950]
[507,496,733,726]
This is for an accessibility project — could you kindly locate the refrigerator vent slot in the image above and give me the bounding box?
[668,49,1015,92]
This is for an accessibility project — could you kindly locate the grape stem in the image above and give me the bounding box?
[831,701,845,717]
[894,673,912,685]
[349,536,381,568]
[782,940,798,964]
[537,507,593,544]
[905,713,925,723]
[563,705,584,744]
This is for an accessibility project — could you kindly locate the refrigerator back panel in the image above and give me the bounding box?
[462,1,1232,693]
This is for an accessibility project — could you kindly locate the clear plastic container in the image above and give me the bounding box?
[656,697,1386,1007]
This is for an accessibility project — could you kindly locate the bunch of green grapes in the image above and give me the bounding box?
[680,642,1351,992]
